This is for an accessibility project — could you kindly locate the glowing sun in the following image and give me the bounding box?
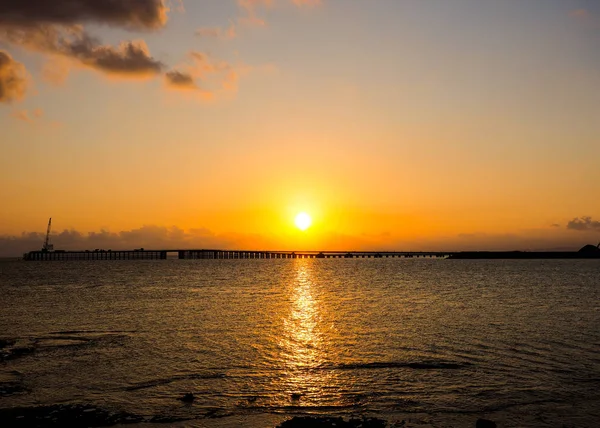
[294,212,312,231]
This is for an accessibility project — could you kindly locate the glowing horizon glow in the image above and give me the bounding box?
[294,212,312,231]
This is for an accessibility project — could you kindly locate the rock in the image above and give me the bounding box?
[0,404,144,426]
[150,415,188,423]
[476,418,497,428]
[0,339,16,349]
[2,346,35,361]
[180,392,195,402]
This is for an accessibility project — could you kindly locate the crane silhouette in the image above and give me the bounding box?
[42,218,53,252]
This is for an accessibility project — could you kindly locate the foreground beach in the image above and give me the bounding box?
[0,404,499,428]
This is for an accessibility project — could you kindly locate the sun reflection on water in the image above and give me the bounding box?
[276,260,345,408]
[281,263,323,370]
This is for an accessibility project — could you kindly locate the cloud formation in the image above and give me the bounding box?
[0,50,29,103]
[72,38,164,76]
[566,216,600,231]
[0,0,167,82]
[165,51,239,99]
[0,0,317,102]
[0,0,168,29]
[165,70,197,89]
[0,24,164,78]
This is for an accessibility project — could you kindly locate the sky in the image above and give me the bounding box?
[1,0,600,255]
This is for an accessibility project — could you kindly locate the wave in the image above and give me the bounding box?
[254,404,363,414]
[124,372,227,391]
[333,361,472,370]
[47,330,137,335]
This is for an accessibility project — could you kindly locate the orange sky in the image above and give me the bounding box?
[1,1,600,254]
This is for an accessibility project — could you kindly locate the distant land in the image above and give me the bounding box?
[448,244,600,259]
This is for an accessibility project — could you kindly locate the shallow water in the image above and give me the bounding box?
[1,259,599,426]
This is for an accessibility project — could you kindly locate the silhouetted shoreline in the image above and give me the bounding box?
[448,244,600,259]
[447,251,600,259]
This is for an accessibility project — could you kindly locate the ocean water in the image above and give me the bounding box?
[1,259,599,427]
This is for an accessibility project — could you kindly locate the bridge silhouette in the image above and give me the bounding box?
[22,248,600,261]
[23,249,451,261]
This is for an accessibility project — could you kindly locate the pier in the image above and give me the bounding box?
[23,249,452,261]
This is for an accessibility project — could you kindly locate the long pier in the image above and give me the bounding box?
[23,249,451,261]
[22,248,600,261]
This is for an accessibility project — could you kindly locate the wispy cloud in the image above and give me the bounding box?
[197,0,322,40]
[570,9,591,19]
[41,56,72,85]
[0,50,29,103]
[195,23,237,40]
[165,51,241,100]
[11,108,43,122]
[237,0,273,27]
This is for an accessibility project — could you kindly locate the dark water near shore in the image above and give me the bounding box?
[1,259,599,427]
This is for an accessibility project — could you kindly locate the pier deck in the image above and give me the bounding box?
[22,249,600,261]
[23,249,451,261]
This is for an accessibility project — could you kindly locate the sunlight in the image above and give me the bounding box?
[294,212,312,231]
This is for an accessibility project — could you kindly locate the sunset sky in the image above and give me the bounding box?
[1,0,600,255]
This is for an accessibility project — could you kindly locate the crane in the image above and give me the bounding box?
[42,217,53,252]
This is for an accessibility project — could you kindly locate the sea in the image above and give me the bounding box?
[1,259,599,427]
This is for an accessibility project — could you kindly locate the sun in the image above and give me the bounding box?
[294,212,312,231]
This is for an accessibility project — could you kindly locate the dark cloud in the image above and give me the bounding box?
[0,25,164,76]
[165,69,197,89]
[0,1,167,78]
[0,0,168,29]
[566,216,600,231]
[71,37,164,75]
[0,49,28,102]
